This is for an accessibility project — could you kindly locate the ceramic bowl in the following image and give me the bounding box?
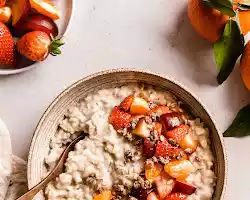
[0,0,73,75]
[27,68,227,200]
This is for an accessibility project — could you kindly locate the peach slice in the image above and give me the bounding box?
[12,0,31,25]
[94,191,112,200]
[130,97,150,115]
[164,160,195,181]
[155,172,175,199]
[132,118,151,138]
[179,133,198,153]
[0,6,11,23]
[29,0,60,20]
[145,163,163,183]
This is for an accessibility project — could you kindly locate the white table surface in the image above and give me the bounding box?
[0,0,249,199]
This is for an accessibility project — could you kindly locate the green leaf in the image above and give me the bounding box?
[223,104,250,137]
[214,19,244,84]
[202,0,236,17]
[238,3,250,11]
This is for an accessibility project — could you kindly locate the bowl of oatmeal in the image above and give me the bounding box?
[28,69,227,200]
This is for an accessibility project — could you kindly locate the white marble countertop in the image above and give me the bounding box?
[0,0,249,199]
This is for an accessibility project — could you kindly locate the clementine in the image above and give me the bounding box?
[240,42,250,90]
[188,0,229,43]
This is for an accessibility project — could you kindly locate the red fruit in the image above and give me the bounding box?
[166,125,189,143]
[0,22,15,66]
[14,14,59,37]
[173,180,196,195]
[155,172,175,199]
[160,113,181,132]
[109,106,131,130]
[143,138,156,157]
[165,193,188,200]
[147,192,159,200]
[153,122,163,136]
[120,96,134,111]
[155,137,185,158]
[12,0,31,25]
[16,31,64,62]
[0,0,6,7]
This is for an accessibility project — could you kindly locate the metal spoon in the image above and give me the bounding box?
[16,135,85,200]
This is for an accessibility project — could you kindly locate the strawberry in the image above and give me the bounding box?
[165,193,188,200]
[155,137,186,159]
[0,22,15,66]
[109,106,131,130]
[120,95,134,111]
[155,172,175,199]
[166,125,189,143]
[16,31,64,62]
[0,0,6,7]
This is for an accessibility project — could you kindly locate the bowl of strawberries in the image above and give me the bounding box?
[0,0,73,75]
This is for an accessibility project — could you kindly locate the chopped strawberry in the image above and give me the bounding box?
[160,112,181,132]
[143,138,156,157]
[166,125,189,143]
[155,172,175,199]
[165,193,188,200]
[147,105,169,116]
[155,137,186,159]
[153,122,163,136]
[120,95,134,111]
[109,106,131,130]
[147,192,159,200]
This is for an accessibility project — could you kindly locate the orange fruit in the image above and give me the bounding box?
[29,0,60,20]
[94,191,112,200]
[240,42,250,90]
[188,0,229,43]
[0,6,11,23]
[237,10,250,35]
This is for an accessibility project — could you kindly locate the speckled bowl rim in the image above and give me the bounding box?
[28,68,228,199]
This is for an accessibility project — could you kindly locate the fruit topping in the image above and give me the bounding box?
[160,113,181,132]
[153,122,162,136]
[12,0,31,25]
[0,22,15,66]
[165,125,189,143]
[130,97,150,115]
[120,95,134,111]
[30,0,60,20]
[179,133,198,153]
[132,118,151,138]
[0,6,11,23]
[131,188,151,200]
[0,0,6,7]
[109,106,131,130]
[173,180,196,195]
[164,160,195,181]
[94,191,112,200]
[155,172,175,199]
[145,163,163,183]
[165,193,188,200]
[143,138,156,157]
[148,106,170,117]
[14,14,59,37]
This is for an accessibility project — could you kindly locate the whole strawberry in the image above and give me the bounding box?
[16,31,64,62]
[0,22,15,66]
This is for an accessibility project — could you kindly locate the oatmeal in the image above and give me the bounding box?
[45,85,216,200]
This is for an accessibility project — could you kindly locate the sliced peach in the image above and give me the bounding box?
[148,105,170,116]
[132,118,151,138]
[0,6,11,23]
[155,171,175,199]
[12,0,31,25]
[179,133,198,153]
[145,163,163,183]
[94,191,112,200]
[130,97,150,115]
[29,0,60,20]
[164,160,195,181]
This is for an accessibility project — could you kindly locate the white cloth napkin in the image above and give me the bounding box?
[5,155,28,200]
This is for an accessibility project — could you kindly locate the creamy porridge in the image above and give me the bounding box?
[45,85,216,200]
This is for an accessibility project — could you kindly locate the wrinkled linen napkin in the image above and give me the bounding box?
[5,155,28,200]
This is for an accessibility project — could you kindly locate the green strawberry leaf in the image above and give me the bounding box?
[202,0,236,17]
[238,3,250,11]
[223,104,250,137]
[214,19,244,84]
